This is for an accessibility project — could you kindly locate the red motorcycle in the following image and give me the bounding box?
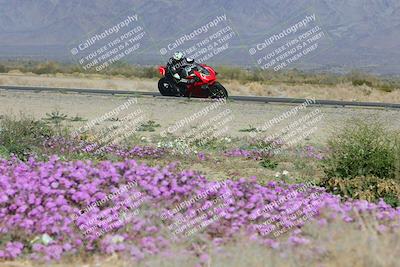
[158,63,228,98]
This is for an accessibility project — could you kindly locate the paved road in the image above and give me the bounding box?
[1,85,400,109]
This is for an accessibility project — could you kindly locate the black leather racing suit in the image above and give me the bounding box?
[166,57,195,95]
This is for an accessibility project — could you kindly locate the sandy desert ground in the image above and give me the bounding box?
[1,87,400,267]
[1,90,399,146]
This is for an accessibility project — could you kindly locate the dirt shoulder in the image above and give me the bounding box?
[1,90,399,147]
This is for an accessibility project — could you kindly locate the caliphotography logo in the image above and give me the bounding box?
[1,1,400,267]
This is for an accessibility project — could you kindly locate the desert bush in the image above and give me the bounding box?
[32,61,60,74]
[378,84,395,92]
[0,60,400,91]
[322,120,399,180]
[0,145,9,159]
[214,66,248,81]
[321,120,400,206]
[376,81,399,92]
[0,116,53,160]
[347,70,375,86]
[259,158,278,169]
[345,70,400,91]
[139,66,159,79]
[0,64,6,73]
[352,79,373,87]
[321,176,400,207]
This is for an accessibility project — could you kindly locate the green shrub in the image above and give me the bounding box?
[0,64,6,73]
[321,176,400,207]
[0,145,9,159]
[239,125,257,132]
[32,61,60,74]
[137,120,161,132]
[259,158,278,169]
[321,120,400,206]
[0,60,399,91]
[377,83,397,92]
[352,79,373,87]
[0,116,53,160]
[322,120,399,180]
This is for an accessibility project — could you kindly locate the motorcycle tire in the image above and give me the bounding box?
[210,82,228,99]
[158,77,178,96]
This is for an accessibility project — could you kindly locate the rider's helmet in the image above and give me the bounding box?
[172,51,184,62]
[171,51,185,68]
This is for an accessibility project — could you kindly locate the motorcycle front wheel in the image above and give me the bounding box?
[210,82,228,99]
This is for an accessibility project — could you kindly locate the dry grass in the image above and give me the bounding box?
[225,79,400,103]
[1,218,398,267]
[1,72,400,103]
[0,72,156,92]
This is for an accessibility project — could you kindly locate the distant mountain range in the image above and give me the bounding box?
[0,0,399,74]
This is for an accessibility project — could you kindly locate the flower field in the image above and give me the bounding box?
[0,154,399,265]
[0,117,399,267]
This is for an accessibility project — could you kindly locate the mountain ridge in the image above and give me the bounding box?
[0,0,399,74]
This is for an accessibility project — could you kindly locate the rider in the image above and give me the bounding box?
[166,52,195,95]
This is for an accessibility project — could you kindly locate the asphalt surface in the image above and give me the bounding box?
[1,85,400,109]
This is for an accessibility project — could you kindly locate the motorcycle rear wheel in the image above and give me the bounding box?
[158,78,178,96]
